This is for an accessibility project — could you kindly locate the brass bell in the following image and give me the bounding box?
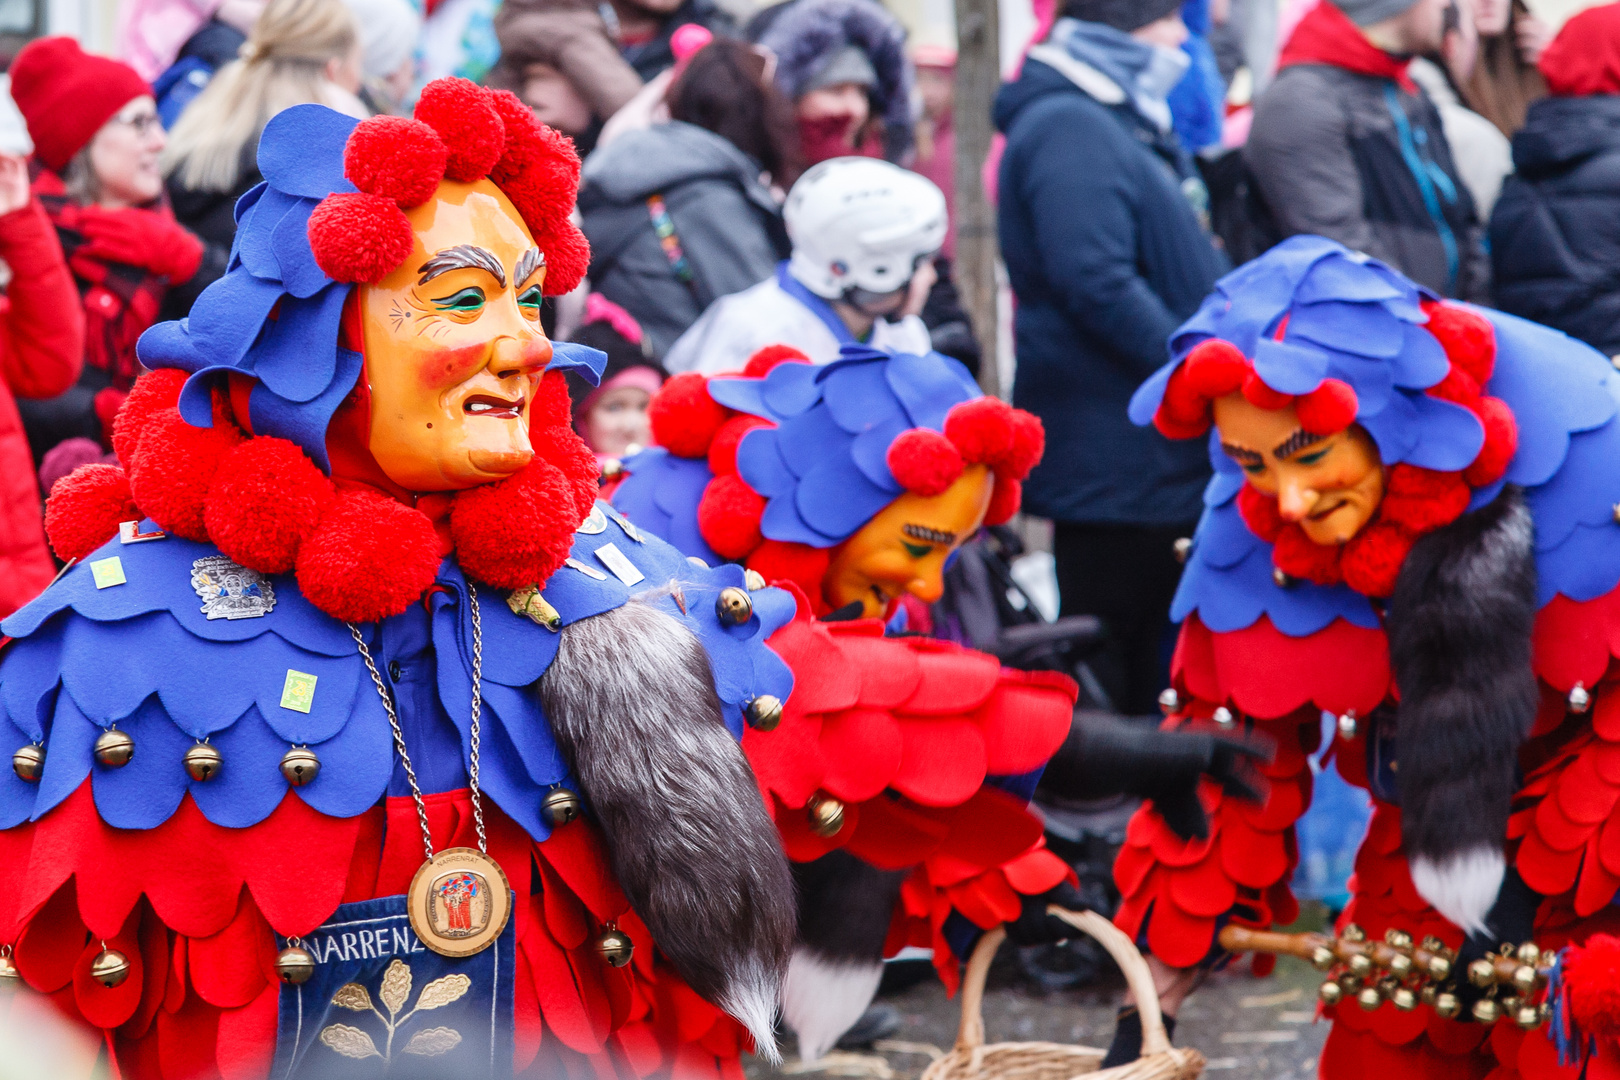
[1468,958,1497,987]
[806,794,845,838]
[1515,1004,1542,1030]
[596,928,633,968]
[1516,941,1542,966]
[184,742,222,782]
[1512,965,1537,993]
[601,458,623,480]
[280,747,320,787]
[543,787,583,827]
[1339,973,1363,994]
[1384,929,1413,950]
[1341,924,1366,944]
[1173,537,1192,564]
[686,556,710,569]
[1501,995,1522,1016]
[1311,945,1336,971]
[744,569,767,591]
[1569,683,1592,714]
[1211,706,1234,728]
[90,947,130,988]
[1541,949,1559,970]
[94,729,134,768]
[1387,953,1413,979]
[1337,712,1359,740]
[1158,688,1180,716]
[1356,986,1382,1011]
[276,945,315,985]
[0,949,17,980]
[1347,952,1373,977]
[1421,935,1447,954]
[11,744,43,783]
[1273,567,1294,588]
[1434,992,1462,1019]
[1420,985,1438,1007]
[1318,980,1342,1006]
[1472,998,1501,1025]
[1391,987,1418,1012]
[745,695,783,732]
[715,587,753,626]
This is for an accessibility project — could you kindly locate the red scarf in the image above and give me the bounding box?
[1278,1,1417,94]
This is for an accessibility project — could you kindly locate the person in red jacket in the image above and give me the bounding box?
[0,147,85,617]
[6,36,201,464]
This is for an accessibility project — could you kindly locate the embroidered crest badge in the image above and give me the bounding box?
[191,555,276,620]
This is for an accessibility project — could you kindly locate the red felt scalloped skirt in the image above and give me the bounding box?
[0,782,747,1080]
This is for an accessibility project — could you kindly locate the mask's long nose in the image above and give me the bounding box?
[1277,477,1319,522]
[490,334,552,381]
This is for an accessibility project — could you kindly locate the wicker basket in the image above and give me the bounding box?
[919,907,1206,1080]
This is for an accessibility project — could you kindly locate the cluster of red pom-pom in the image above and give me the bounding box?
[307,78,588,295]
[1157,303,1517,598]
[43,364,600,622]
[646,346,1044,611]
[1563,934,1620,1041]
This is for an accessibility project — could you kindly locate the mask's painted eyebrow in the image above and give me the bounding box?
[1274,429,1327,460]
[418,245,506,287]
[515,247,545,286]
[903,524,956,545]
[1220,442,1263,465]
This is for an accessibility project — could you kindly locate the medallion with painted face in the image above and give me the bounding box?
[352,178,554,493]
[823,465,993,618]
[1213,393,1386,546]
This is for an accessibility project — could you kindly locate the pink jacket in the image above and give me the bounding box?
[117,0,220,82]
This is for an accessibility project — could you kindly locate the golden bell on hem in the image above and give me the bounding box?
[1391,987,1418,1012]
[745,695,783,732]
[1318,980,1342,1006]
[11,744,43,783]
[1569,683,1592,714]
[596,928,633,968]
[280,747,319,787]
[1341,924,1366,943]
[543,787,583,827]
[806,794,845,837]
[1427,954,1453,981]
[744,569,767,591]
[1158,689,1179,715]
[1472,999,1501,1024]
[715,587,753,626]
[1434,992,1461,1019]
[1468,958,1497,987]
[0,951,17,980]
[276,945,316,985]
[1387,953,1413,979]
[1347,952,1372,977]
[94,729,134,768]
[1311,945,1336,971]
[1516,942,1542,966]
[184,743,222,782]
[1356,986,1382,1011]
[91,948,130,988]
[1515,1005,1541,1029]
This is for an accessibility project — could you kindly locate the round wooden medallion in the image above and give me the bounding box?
[406,847,513,958]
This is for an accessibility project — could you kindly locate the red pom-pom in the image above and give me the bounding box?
[1424,365,1481,406]
[1295,378,1358,434]
[1340,522,1414,598]
[985,476,1021,526]
[943,398,1014,467]
[533,219,590,296]
[648,372,728,458]
[530,422,600,520]
[708,414,769,476]
[697,473,765,559]
[298,489,439,621]
[112,368,187,465]
[204,437,333,574]
[1154,363,1215,439]
[1182,339,1249,398]
[1422,300,1497,386]
[887,428,964,496]
[412,78,505,182]
[743,345,810,378]
[44,464,137,562]
[1241,372,1293,411]
[1462,396,1517,487]
[746,540,830,603]
[308,193,414,284]
[344,116,447,207]
[1379,464,1472,534]
[532,370,573,429]
[451,459,581,589]
[486,92,578,228]
[1153,409,1211,440]
[126,404,244,541]
[1236,484,1286,543]
[1002,408,1044,480]
[1565,935,1620,1037]
[1272,525,1343,586]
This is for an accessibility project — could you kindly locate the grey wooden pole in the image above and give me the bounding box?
[952,0,1002,397]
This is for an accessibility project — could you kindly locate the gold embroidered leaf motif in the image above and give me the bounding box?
[379,959,412,1015]
[319,1024,381,1059]
[402,1026,463,1056]
[413,973,471,1011]
[330,983,373,1012]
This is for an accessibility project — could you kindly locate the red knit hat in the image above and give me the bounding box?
[10,37,152,173]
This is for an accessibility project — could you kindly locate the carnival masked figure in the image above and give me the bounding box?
[612,345,1269,1060]
[0,80,801,1079]
[1116,235,1620,1078]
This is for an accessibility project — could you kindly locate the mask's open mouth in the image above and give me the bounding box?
[1308,498,1346,522]
[464,393,524,420]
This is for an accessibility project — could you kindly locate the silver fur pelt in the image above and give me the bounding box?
[540,598,796,1063]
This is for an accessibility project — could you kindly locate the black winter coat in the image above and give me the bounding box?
[1490,95,1620,357]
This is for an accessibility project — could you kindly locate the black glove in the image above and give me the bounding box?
[1451,865,1541,1008]
[1005,880,1090,946]
[1038,713,1274,841]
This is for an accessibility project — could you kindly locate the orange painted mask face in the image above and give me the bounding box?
[1213,393,1386,545]
[355,177,553,492]
[823,465,993,617]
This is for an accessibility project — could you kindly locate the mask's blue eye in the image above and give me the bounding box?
[902,542,932,559]
[518,285,544,311]
[1242,462,1266,475]
[1296,448,1330,466]
[432,287,486,313]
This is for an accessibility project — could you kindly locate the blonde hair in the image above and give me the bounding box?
[162,0,360,193]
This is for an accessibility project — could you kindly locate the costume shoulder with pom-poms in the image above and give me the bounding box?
[1113,236,1620,1076]
[2,81,803,1080]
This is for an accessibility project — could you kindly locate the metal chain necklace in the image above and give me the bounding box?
[349,582,512,957]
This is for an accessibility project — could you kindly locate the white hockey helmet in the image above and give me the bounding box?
[784,157,948,300]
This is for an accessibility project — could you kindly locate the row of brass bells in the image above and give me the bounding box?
[715,587,753,626]
[11,744,43,783]
[746,695,783,732]
[277,944,316,985]
[281,747,320,786]
[91,946,130,988]
[95,729,134,768]
[806,793,845,837]
[596,927,633,968]
[184,743,222,782]
[543,786,583,826]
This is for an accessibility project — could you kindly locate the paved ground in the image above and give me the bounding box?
[746,905,1335,1080]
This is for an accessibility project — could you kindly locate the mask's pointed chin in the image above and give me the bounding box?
[467,447,535,475]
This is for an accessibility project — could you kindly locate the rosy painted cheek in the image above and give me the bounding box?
[414,340,487,390]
